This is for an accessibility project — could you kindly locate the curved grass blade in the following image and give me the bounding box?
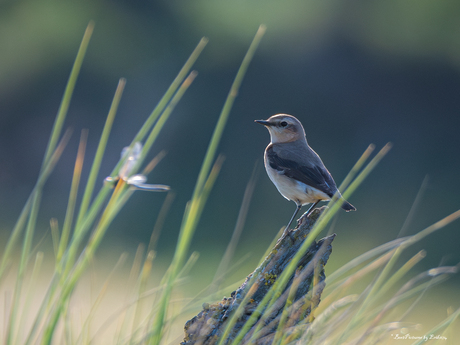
[42,21,93,167]
[57,130,88,262]
[75,78,126,231]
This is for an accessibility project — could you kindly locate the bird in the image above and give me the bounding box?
[255,114,355,235]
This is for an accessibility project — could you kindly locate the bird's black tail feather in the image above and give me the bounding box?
[341,200,356,212]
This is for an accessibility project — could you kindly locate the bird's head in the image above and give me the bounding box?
[255,114,306,143]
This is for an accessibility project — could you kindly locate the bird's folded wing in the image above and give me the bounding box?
[266,146,335,197]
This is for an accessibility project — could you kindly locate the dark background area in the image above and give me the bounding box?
[1,1,459,296]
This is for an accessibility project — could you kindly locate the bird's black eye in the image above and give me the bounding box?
[280,121,288,127]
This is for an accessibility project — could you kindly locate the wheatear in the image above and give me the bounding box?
[255,114,355,234]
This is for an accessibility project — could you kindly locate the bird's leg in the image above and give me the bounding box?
[283,203,302,236]
[304,200,320,218]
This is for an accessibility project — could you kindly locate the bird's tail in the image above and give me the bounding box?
[341,199,356,212]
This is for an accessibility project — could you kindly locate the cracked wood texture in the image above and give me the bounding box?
[181,206,335,345]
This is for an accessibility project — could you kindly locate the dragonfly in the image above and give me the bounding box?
[104,142,170,192]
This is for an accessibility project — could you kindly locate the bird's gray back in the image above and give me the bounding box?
[266,141,339,198]
[271,140,324,169]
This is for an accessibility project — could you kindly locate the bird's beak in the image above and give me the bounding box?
[255,119,272,126]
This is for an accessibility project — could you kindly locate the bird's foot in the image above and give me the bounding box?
[304,208,315,218]
[298,206,327,227]
[281,226,295,242]
[281,226,291,238]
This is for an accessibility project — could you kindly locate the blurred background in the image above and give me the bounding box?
[1,0,460,339]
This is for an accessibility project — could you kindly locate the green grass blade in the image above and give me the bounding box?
[50,218,60,260]
[75,254,128,345]
[149,157,225,345]
[75,78,126,231]
[397,175,429,238]
[102,71,198,195]
[209,162,260,293]
[174,155,225,269]
[337,142,392,214]
[57,130,88,262]
[338,143,375,192]
[325,237,405,286]
[258,226,285,266]
[377,250,426,300]
[42,22,93,167]
[130,250,156,342]
[193,25,266,199]
[98,39,207,188]
[138,71,198,174]
[0,197,32,283]
[148,191,176,253]
[402,209,460,248]
[15,252,44,344]
[272,266,307,345]
[7,193,43,345]
[131,38,208,146]
[61,79,125,277]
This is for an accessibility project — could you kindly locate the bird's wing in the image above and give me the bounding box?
[266,145,336,197]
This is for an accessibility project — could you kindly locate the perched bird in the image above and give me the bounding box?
[255,114,355,234]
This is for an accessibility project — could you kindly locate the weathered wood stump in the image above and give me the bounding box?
[181,206,335,345]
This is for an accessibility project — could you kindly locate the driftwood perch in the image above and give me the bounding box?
[181,206,335,345]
